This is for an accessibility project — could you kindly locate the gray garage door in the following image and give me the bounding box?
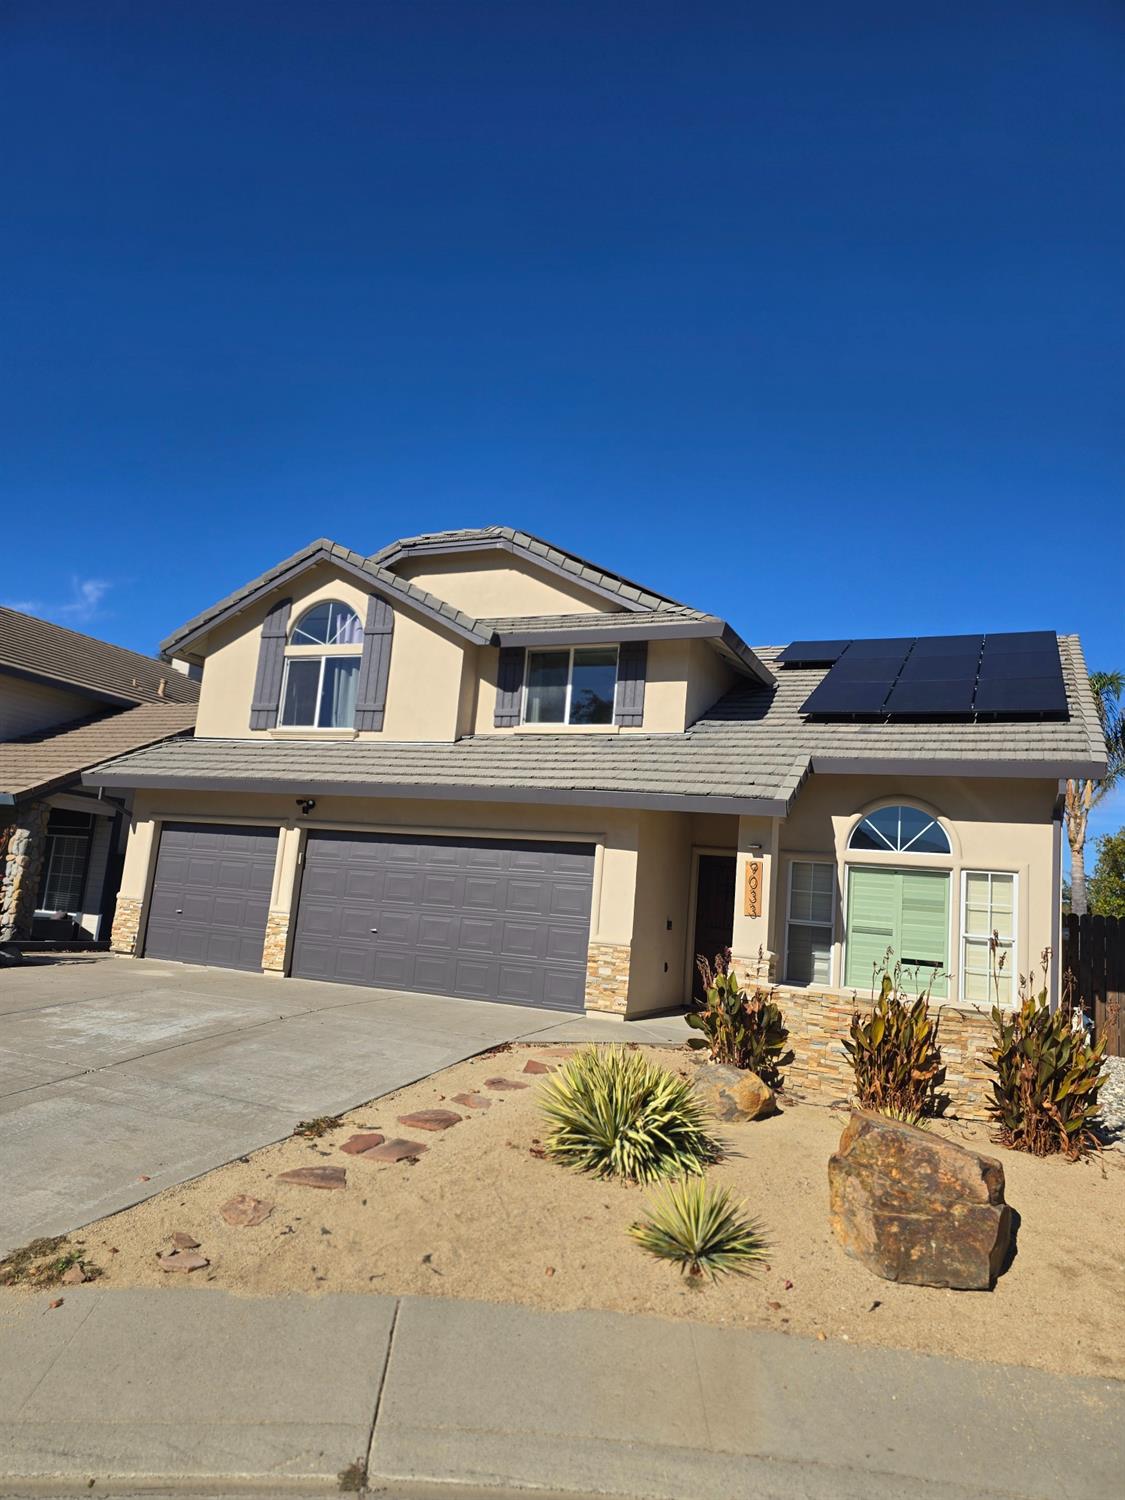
[291,831,595,1011]
[144,823,278,971]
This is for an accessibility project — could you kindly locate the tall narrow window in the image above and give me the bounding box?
[38,810,94,913]
[962,872,1016,1005]
[279,601,362,728]
[786,861,834,985]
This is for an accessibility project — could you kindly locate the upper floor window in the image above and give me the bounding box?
[523,646,618,725]
[280,601,362,728]
[848,805,950,856]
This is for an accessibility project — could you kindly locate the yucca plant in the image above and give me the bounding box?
[843,952,945,1123]
[540,1046,719,1183]
[629,1178,768,1280]
[988,949,1105,1160]
[687,950,794,1085]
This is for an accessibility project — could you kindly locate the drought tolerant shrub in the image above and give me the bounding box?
[629,1178,768,1280]
[988,949,1105,1160]
[540,1046,719,1183]
[843,953,945,1123]
[688,950,794,1085]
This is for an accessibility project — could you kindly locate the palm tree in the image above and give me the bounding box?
[1065,670,1125,915]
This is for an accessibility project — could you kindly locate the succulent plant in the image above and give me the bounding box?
[629,1177,768,1280]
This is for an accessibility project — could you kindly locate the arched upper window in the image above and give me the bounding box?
[848,805,950,855]
[279,601,363,728]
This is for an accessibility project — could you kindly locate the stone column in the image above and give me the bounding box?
[730,814,780,988]
[109,814,157,955]
[583,821,639,1016]
[262,825,302,973]
[0,801,50,942]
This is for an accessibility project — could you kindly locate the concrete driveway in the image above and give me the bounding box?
[0,955,688,1254]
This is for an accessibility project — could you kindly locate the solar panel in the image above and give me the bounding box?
[978,648,1060,681]
[776,640,852,666]
[843,637,914,659]
[974,676,1068,716]
[984,630,1058,654]
[885,679,977,716]
[800,676,892,716]
[830,653,909,682]
[910,634,984,658]
[899,652,981,682]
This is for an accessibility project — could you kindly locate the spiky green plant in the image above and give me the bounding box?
[988,951,1105,1160]
[843,954,945,1124]
[688,951,794,1084]
[540,1046,719,1183]
[629,1178,768,1280]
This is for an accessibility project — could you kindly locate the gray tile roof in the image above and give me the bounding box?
[478,610,716,634]
[83,636,1105,815]
[0,608,200,707]
[2,702,197,804]
[370,526,695,614]
[159,540,489,660]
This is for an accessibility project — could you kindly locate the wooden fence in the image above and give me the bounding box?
[1062,913,1124,1057]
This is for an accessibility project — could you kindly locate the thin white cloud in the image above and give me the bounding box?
[2,577,113,626]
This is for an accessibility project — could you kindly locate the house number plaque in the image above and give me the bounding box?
[744,858,763,918]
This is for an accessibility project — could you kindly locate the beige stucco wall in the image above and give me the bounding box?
[627,812,693,1016]
[191,563,470,743]
[774,772,1061,1005]
[394,551,619,617]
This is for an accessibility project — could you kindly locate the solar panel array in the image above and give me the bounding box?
[784,631,1066,721]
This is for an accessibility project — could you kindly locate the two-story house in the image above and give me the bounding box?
[84,527,1106,1112]
[0,608,198,946]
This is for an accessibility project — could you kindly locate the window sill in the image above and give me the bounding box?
[513,723,623,735]
[268,728,359,740]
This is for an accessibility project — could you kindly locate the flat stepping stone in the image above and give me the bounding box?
[359,1138,429,1163]
[276,1166,346,1190]
[397,1109,462,1131]
[452,1092,491,1110]
[219,1194,273,1226]
[170,1231,200,1249]
[522,1060,553,1074]
[340,1132,386,1155]
[157,1250,209,1273]
[484,1077,529,1091]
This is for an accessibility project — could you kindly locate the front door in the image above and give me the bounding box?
[691,853,736,1001]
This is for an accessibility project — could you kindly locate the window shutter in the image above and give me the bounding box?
[614,640,648,726]
[494,647,525,727]
[249,597,291,730]
[353,595,395,732]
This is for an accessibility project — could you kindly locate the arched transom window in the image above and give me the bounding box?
[848,805,950,856]
[279,601,363,728]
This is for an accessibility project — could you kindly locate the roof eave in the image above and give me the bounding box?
[809,753,1108,781]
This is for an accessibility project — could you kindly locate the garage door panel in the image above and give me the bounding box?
[144,823,278,972]
[292,832,594,1012]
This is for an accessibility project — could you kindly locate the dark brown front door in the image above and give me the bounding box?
[691,853,736,1001]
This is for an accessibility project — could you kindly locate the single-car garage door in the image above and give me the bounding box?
[291,831,595,1012]
[144,823,278,971]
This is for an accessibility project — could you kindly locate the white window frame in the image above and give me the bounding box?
[520,645,619,726]
[784,858,836,987]
[960,869,1018,1007]
[279,650,362,729]
[840,863,956,999]
[847,804,951,856]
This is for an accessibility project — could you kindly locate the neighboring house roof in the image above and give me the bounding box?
[479,612,773,684]
[2,702,197,804]
[160,539,491,662]
[0,607,200,708]
[371,526,695,614]
[83,636,1104,816]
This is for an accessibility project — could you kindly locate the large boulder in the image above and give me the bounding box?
[692,1062,778,1122]
[828,1109,1012,1290]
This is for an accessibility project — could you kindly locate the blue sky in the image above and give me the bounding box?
[2,3,1122,840]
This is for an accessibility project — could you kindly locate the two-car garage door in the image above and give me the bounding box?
[143,823,595,1012]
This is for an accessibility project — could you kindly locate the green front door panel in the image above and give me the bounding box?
[844,867,949,997]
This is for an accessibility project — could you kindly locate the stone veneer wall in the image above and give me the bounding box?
[775,986,995,1122]
[110,896,143,956]
[0,802,49,942]
[262,910,291,972]
[585,941,631,1014]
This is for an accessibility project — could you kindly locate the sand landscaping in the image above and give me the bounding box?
[6,1043,1123,1380]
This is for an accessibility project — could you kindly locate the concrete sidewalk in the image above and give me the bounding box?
[0,1288,1120,1500]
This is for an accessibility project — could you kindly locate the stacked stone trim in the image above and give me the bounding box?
[262,909,291,972]
[585,941,630,1014]
[731,948,777,987]
[110,896,143,956]
[775,986,995,1121]
[0,802,49,942]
